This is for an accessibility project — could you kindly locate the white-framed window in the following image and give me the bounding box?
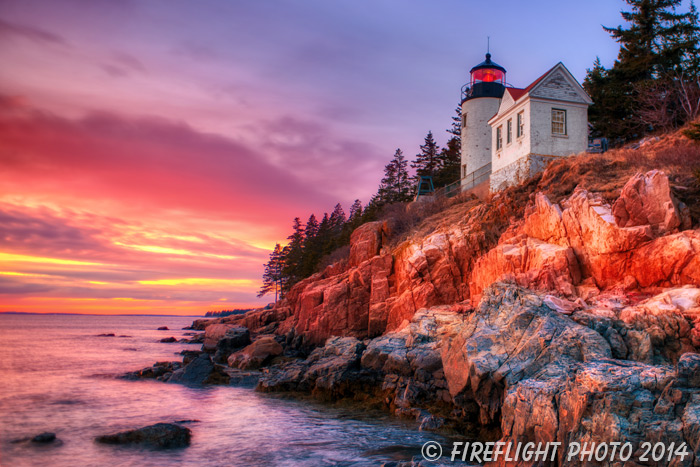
[507,119,512,144]
[551,108,567,135]
[517,111,524,137]
[496,125,503,150]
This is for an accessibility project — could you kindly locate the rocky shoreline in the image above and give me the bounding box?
[125,170,700,466]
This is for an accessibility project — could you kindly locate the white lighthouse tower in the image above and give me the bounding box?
[460,53,507,192]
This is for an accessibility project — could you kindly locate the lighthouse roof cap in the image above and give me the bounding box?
[470,53,506,74]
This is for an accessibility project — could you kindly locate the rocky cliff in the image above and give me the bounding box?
[265,169,698,351]
[143,148,700,465]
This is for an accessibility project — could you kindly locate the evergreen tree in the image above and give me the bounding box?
[411,131,441,178]
[318,204,346,256]
[678,1,700,75]
[299,214,320,277]
[378,149,413,204]
[447,105,462,153]
[329,203,346,235]
[348,199,363,222]
[316,213,333,256]
[304,214,319,241]
[433,136,461,187]
[281,217,304,291]
[584,58,632,139]
[587,0,700,140]
[258,243,285,302]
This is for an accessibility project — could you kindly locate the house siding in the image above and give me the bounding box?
[530,70,587,103]
[529,99,588,158]
[491,100,531,173]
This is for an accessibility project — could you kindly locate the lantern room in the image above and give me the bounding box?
[462,53,507,101]
[470,53,506,85]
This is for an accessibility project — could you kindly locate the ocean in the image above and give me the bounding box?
[0,313,450,466]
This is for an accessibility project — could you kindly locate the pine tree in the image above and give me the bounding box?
[281,217,304,291]
[379,149,413,204]
[348,199,363,222]
[588,0,700,140]
[447,105,462,153]
[304,214,319,241]
[299,214,320,277]
[411,131,441,178]
[584,58,632,139]
[433,136,461,187]
[316,213,333,257]
[329,204,346,235]
[258,243,285,302]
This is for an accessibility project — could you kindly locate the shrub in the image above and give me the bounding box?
[683,123,700,142]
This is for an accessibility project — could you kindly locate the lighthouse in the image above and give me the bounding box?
[460,53,507,192]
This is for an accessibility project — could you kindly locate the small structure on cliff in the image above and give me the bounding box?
[459,54,592,194]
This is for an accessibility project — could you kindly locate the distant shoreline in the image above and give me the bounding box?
[0,311,206,317]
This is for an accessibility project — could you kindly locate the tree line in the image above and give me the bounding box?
[258,0,700,302]
[258,112,462,302]
[584,0,700,144]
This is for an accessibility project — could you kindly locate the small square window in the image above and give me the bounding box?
[496,126,503,150]
[507,119,512,144]
[517,111,524,137]
[551,109,566,135]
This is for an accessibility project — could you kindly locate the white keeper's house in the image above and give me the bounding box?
[459,53,593,193]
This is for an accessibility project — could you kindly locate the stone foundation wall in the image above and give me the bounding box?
[490,153,558,192]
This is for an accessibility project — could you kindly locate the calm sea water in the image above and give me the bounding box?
[0,314,451,466]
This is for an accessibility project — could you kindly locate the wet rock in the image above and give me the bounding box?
[263,282,700,464]
[180,350,204,364]
[31,432,56,443]
[181,333,204,344]
[228,336,283,370]
[95,423,191,449]
[97,333,116,337]
[168,354,214,385]
[418,414,445,431]
[203,324,249,353]
[212,327,251,363]
[123,361,181,381]
[159,337,177,343]
[202,363,231,385]
[258,337,367,396]
[157,326,169,331]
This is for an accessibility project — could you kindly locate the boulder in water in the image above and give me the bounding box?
[31,432,57,443]
[168,354,214,385]
[95,422,191,448]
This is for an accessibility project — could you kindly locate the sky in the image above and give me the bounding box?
[0,0,661,314]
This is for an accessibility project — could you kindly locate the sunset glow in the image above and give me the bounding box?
[0,0,623,315]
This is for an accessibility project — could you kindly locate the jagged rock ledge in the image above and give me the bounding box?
[124,169,700,465]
